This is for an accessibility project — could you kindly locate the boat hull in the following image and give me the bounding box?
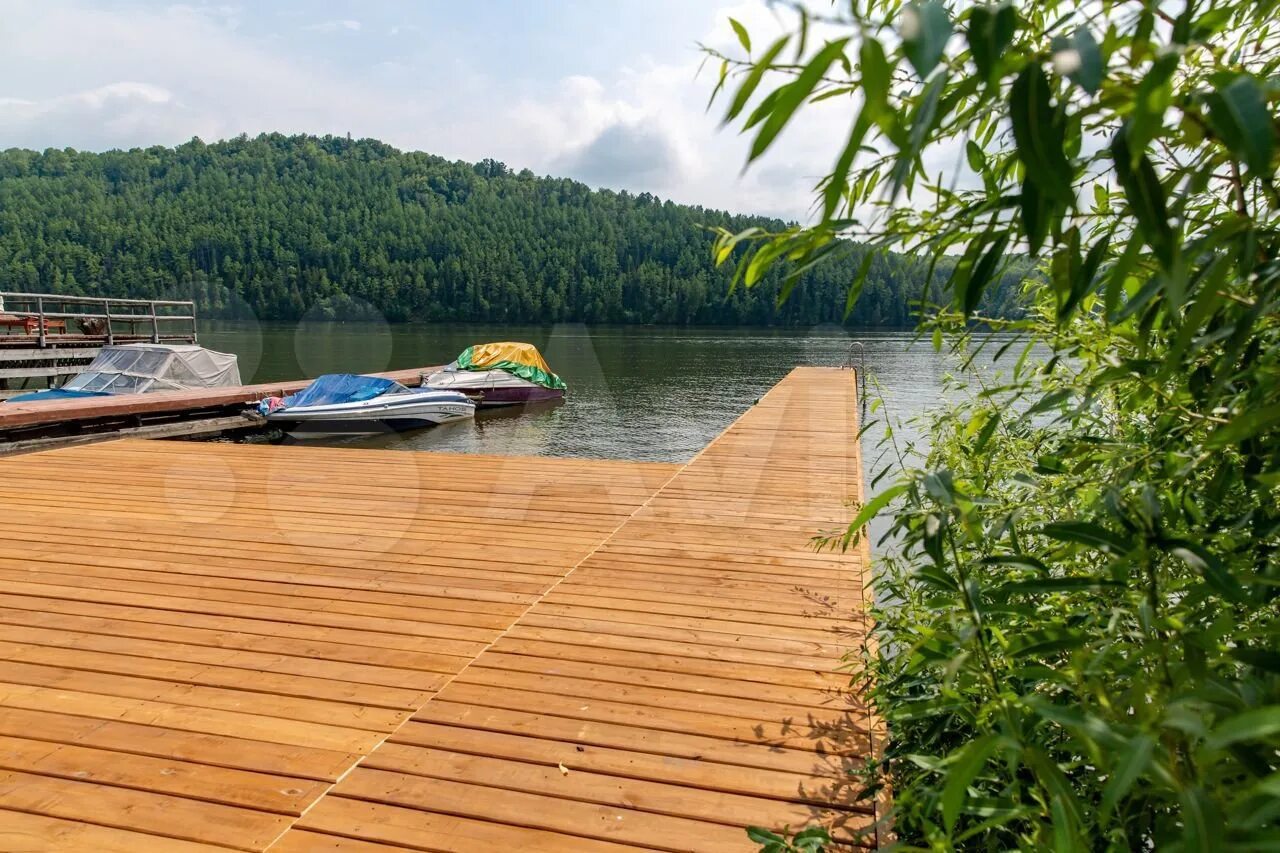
[266,389,475,437]
[424,369,566,408]
[278,416,462,439]
[469,385,565,407]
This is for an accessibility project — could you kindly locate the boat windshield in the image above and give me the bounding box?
[279,374,405,409]
[64,371,153,393]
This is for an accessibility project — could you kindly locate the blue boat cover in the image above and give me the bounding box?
[5,388,112,403]
[280,374,399,409]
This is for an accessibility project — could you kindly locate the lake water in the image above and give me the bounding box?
[201,321,951,465]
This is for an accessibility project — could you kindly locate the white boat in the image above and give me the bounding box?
[6,343,241,402]
[261,374,474,438]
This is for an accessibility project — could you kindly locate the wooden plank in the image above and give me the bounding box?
[296,795,641,853]
[0,682,384,754]
[391,720,861,806]
[0,770,291,851]
[471,650,855,709]
[0,623,439,706]
[431,682,869,756]
[329,768,751,853]
[412,702,857,779]
[365,739,871,833]
[0,602,473,676]
[269,831,421,853]
[0,706,357,782]
[0,735,326,815]
[0,655,410,732]
[0,809,224,852]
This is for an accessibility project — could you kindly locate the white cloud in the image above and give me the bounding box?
[0,2,400,150]
[477,4,855,219]
[305,19,361,33]
[0,0,892,221]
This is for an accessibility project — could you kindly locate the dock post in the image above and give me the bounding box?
[150,301,160,343]
[36,296,46,348]
[105,299,114,345]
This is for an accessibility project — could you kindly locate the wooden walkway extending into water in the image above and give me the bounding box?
[0,366,876,851]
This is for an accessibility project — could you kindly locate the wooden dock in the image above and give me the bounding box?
[0,367,439,453]
[0,366,876,851]
[0,292,199,390]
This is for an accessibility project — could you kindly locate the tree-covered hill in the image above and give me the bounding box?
[0,134,1024,324]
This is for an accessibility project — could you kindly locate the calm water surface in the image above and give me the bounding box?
[202,321,953,464]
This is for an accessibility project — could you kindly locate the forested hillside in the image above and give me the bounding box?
[0,134,1026,324]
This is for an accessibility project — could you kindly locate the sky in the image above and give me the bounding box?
[0,0,855,220]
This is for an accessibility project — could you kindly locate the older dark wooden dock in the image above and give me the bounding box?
[0,367,440,453]
[0,366,876,851]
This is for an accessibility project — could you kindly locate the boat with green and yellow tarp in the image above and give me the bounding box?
[424,342,567,407]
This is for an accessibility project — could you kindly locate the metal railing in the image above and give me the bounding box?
[0,291,198,347]
[843,341,866,372]
[843,341,869,414]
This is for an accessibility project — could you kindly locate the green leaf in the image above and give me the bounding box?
[1024,747,1085,828]
[1003,577,1121,593]
[839,482,908,549]
[1179,786,1222,853]
[724,36,790,123]
[1166,539,1245,601]
[1208,402,1280,448]
[823,114,872,220]
[965,139,985,173]
[712,227,762,266]
[1010,627,1087,657]
[974,410,1001,452]
[706,58,731,110]
[964,232,1009,316]
[729,17,751,54]
[1019,177,1053,255]
[1111,123,1175,270]
[1009,64,1073,203]
[745,827,785,844]
[1041,521,1132,553]
[892,70,949,198]
[902,1,952,79]
[967,3,1016,86]
[859,38,892,119]
[1204,74,1276,175]
[981,553,1047,572]
[748,39,851,163]
[1206,707,1280,750]
[792,827,831,851]
[942,734,1001,833]
[743,239,789,287]
[1101,734,1155,818]
[1053,26,1103,94]
[843,249,877,320]
[1127,52,1177,162]
[1050,226,1082,320]
[1231,647,1280,673]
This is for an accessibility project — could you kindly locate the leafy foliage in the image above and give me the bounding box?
[0,134,1027,325]
[707,0,1279,849]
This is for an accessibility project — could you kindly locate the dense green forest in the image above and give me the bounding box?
[0,134,1026,324]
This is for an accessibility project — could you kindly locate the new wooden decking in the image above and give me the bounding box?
[0,366,875,851]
